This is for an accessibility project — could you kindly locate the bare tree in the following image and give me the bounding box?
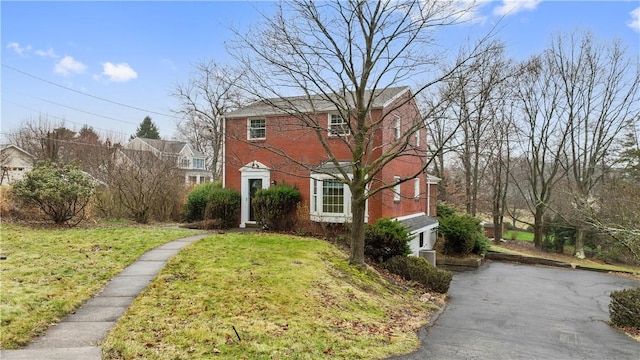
[99,146,186,224]
[442,42,512,216]
[512,53,571,249]
[173,61,246,179]
[229,0,491,265]
[485,75,517,242]
[8,116,64,162]
[550,32,640,258]
[0,148,13,185]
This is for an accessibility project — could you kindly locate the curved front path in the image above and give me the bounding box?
[1,233,211,360]
[393,262,640,360]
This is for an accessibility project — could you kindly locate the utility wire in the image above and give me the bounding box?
[2,99,131,140]
[2,63,181,120]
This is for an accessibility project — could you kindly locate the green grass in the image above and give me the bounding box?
[102,233,439,359]
[503,230,535,242]
[0,223,199,349]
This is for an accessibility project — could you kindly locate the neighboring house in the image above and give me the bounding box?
[0,144,35,185]
[123,137,213,185]
[223,86,439,255]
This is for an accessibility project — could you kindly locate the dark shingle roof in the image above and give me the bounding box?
[397,213,438,233]
[224,86,410,119]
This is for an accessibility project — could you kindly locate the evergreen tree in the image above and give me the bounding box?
[131,116,160,140]
[618,119,640,181]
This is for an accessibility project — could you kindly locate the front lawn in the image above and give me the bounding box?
[0,223,198,349]
[102,233,441,359]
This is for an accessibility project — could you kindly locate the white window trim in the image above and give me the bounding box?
[328,113,350,137]
[414,178,420,200]
[393,176,401,202]
[394,115,401,140]
[247,118,266,140]
[415,129,420,147]
[310,173,366,223]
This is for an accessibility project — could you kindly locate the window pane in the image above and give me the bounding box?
[249,119,266,139]
[322,179,344,213]
[329,114,348,135]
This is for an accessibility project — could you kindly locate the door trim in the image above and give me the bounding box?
[239,161,270,228]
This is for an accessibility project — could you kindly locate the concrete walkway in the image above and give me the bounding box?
[1,233,212,360]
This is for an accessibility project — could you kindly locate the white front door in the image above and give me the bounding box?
[239,161,270,228]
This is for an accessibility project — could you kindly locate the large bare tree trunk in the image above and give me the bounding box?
[349,183,367,266]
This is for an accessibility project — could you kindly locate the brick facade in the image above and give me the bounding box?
[223,87,438,227]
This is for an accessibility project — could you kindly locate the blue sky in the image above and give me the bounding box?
[2,1,639,142]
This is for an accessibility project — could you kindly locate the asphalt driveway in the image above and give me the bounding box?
[393,262,640,360]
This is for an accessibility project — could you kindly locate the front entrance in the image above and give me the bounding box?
[239,161,270,228]
[248,178,263,221]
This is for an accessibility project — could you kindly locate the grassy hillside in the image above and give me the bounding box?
[0,223,198,349]
[102,233,441,359]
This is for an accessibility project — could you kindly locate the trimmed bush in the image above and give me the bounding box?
[365,218,411,263]
[439,213,485,255]
[252,184,301,231]
[609,287,640,329]
[385,255,453,294]
[204,188,241,229]
[183,182,221,222]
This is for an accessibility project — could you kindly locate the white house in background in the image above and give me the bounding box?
[123,137,213,185]
[0,144,35,185]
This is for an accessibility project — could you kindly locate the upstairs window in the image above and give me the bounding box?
[329,114,349,136]
[415,129,421,147]
[248,118,266,140]
[414,178,420,200]
[394,115,401,140]
[394,176,401,202]
[193,158,205,169]
[180,157,189,168]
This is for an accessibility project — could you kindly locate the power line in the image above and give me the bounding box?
[2,99,131,140]
[3,96,184,140]
[2,63,181,120]
[36,97,142,127]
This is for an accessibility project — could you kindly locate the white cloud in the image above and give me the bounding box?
[101,62,138,82]
[54,56,87,75]
[628,7,640,32]
[493,0,541,16]
[6,42,31,55]
[35,47,58,58]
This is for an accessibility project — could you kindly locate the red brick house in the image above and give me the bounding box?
[222,86,438,254]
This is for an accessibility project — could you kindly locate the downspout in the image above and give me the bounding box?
[427,174,431,216]
[221,116,226,188]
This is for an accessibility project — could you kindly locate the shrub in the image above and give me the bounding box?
[252,184,301,231]
[609,287,640,329]
[385,255,453,294]
[183,182,221,222]
[203,188,241,229]
[12,161,95,225]
[436,202,456,218]
[473,235,491,255]
[365,218,411,263]
[439,213,484,255]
